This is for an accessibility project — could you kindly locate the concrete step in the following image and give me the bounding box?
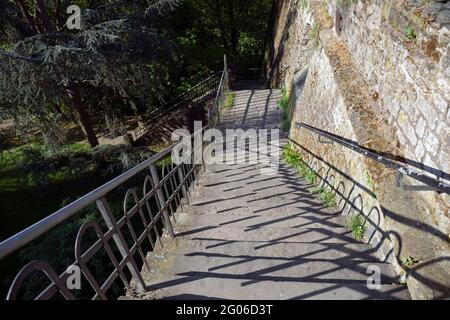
[129,276,410,300]
[174,224,365,244]
[184,201,329,216]
[144,253,399,286]
[187,188,328,215]
[152,238,380,262]
[174,212,349,231]
[127,86,412,300]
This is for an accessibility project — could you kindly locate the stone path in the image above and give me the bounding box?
[128,89,410,300]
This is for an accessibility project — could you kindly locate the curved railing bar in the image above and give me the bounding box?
[75,221,109,300]
[0,125,209,260]
[1,55,231,300]
[123,189,151,272]
[6,260,76,300]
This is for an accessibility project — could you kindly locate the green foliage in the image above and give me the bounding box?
[0,1,180,148]
[337,0,360,5]
[364,168,375,192]
[0,142,155,190]
[404,25,416,41]
[298,0,308,11]
[282,144,318,184]
[278,88,291,130]
[0,43,12,51]
[224,92,235,109]
[169,0,273,72]
[16,206,109,299]
[347,214,366,241]
[419,0,431,5]
[314,187,337,207]
[308,23,319,47]
[156,155,173,167]
[401,256,418,269]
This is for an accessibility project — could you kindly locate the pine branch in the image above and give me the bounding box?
[0,50,42,63]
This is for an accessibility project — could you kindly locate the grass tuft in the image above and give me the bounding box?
[403,25,416,41]
[223,92,235,109]
[401,256,418,269]
[278,88,291,130]
[347,214,366,241]
[282,144,317,184]
[314,187,337,207]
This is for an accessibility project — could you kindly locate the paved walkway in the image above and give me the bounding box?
[129,89,410,300]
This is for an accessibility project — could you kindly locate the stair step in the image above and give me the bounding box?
[174,225,357,244]
[125,87,412,300]
[152,238,380,262]
[144,253,398,286]
[129,276,409,300]
[174,212,348,231]
[188,190,328,214]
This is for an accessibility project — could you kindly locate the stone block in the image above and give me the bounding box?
[415,141,426,161]
[415,116,427,138]
[424,129,440,157]
[432,92,448,114]
[398,110,418,145]
[417,95,439,130]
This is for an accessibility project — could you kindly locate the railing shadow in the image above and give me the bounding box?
[288,139,450,299]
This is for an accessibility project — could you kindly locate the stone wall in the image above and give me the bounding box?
[267,0,450,299]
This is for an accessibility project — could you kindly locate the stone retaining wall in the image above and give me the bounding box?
[267,0,450,299]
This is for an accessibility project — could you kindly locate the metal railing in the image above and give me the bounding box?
[235,67,264,83]
[130,72,222,141]
[208,56,230,127]
[0,57,230,300]
[295,122,450,194]
[266,66,289,89]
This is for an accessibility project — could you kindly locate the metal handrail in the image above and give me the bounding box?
[146,72,221,121]
[209,55,229,125]
[129,72,222,140]
[0,56,230,300]
[0,131,191,260]
[295,122,450,194]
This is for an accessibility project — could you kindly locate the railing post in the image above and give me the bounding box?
[149,164,175,238]
[223,54,227,73]
[177,164,190,206]
[96,197,146,291]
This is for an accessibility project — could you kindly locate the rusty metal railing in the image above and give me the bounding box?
[0,57,230,300]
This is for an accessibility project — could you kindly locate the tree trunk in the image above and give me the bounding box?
[35,0,55,32]
[16,0,39,34]
[213,0,229,51]
[66,85,99,148]
[228,0,238,58]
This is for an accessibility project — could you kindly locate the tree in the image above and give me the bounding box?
[167,0,273,78]
[0,0,181,148]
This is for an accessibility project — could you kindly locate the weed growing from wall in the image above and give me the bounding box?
[278,88,291,130]
[282,145,318,184]
[347,214,366,241]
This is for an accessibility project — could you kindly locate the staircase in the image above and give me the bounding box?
[124,89,410,300]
